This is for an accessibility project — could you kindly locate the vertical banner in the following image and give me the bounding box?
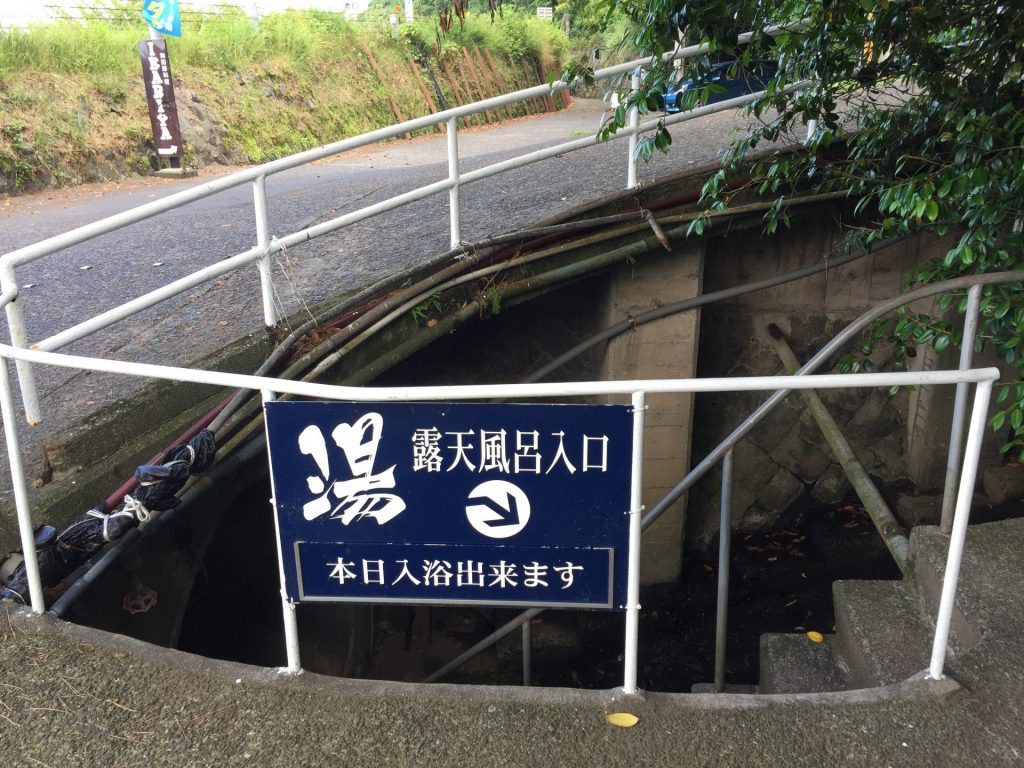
[141,0,182,37]
[138,38,183,164]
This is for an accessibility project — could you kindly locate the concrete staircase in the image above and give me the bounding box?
[758,517,1021,693]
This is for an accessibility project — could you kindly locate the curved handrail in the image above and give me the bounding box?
[422,270,1022,684]
[643,271,1023,528]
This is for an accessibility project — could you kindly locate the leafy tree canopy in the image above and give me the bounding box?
[564,0,1024,456]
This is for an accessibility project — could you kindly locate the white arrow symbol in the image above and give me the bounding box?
[466,480,531,539]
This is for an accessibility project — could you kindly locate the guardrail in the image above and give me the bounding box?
[0,23,808,427]
[0,326,998,692]
[417,272,1022,689]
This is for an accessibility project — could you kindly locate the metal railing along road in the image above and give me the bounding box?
[0,23,808,428]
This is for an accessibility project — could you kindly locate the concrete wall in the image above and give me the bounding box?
[685,207,977,555]
[600,243,704,584]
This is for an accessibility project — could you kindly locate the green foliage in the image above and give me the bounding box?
[400,8,566,63]
[411,290,452,323]
[573,0,1024,458]
[0,120,35,192]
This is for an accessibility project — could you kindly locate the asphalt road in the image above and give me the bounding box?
[0,98,769,508]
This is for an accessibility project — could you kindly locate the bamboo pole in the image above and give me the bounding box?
[454,56,488,125]
[507,61,534,115]
[359,41,410,139]
[461,47,495,123]
[440,58,477,128]
[769,324,909,573]
[557,69,572,108]
[407,55,444,134]
[476,47,514,121]
[517,60,541,114]
[535,62,556,112]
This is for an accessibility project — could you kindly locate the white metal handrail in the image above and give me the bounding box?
[416,272,1022,688]
[0,326,998,692]
[0,24,808,426]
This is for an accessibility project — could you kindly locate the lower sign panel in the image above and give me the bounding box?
[296,542,615,609]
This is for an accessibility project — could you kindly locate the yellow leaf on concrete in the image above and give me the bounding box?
[807,631,825,643]
[606,712,639,728]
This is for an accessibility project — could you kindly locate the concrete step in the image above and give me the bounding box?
[758,632,849,694]
[832,579,934,688]
[908,518,1024,656]
[908,525,984,652]
[691,682,759,694]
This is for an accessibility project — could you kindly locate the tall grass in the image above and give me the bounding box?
[0,14,139,76]
[0,5,570,192]
[401,10,568,64]
[0,6,564,75]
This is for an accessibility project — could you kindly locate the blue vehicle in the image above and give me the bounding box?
[662,60,778,113]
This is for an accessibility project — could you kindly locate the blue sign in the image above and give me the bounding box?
[141,0,182,37]
[265,402,634,610]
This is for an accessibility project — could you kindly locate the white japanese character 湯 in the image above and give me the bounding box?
[297,413,406,525]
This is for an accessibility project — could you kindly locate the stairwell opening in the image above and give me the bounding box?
[168,470,903,690]
[49,274,915,691]
[47,264,1024,692]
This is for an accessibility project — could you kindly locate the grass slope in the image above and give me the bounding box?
[0,6,567,194]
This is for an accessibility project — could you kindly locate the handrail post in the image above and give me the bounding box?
[0,356,44,613]
[447,117,461,248]
[627,69,640,188]
[1,264,40,425]
[940,283,982,533]
[261,389,302,673]
[929,379,993,679]
[714,447,734,692]
[623,391,646,694]
[253,174,280,328]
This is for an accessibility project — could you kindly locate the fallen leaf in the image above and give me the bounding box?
[806,631,824,643]
[606,712,639,728]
